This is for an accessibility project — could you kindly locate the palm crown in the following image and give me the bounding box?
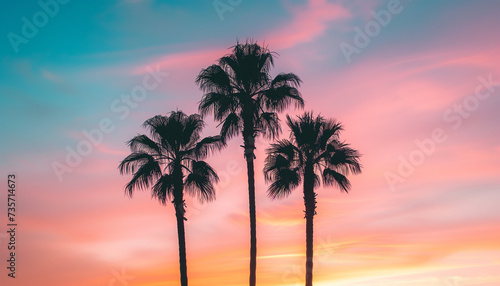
[196,41,304,149]
[118,111,224,209]
[264,112,362,198]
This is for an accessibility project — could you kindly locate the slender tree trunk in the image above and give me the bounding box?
[247,154,257,286]
[303,165,316,286]
[304,200,314,286]
[173,165,188,286]
[244,132,257,286]
[175,201,188,286]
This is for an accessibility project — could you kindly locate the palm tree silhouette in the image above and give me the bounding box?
[264,112,361,286]
[118,111,224,286]
[196,41,304,286]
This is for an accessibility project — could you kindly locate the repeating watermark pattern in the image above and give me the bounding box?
[7,0,72,54]
[51,65,169,182]
[340,0,410,63]
[385,74,500,191]
[281,235,335,285]
[213,0,243,21]
[108,267,135,286]
[215,159,243,190]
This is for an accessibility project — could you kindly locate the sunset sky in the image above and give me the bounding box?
[1,0,500,285]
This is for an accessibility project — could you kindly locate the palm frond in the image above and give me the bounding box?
[184,160,219,203]
[271,72,301,87]
[151,173,175,205]
[317,119,343,150]
[327,142,362,175]
[267,168,301,199]
[196,64,232,93]
[219,112,242,141]
[263,85,303,112]
[322,168,351,193]
[193,135,226,159]
[119,152,162,197]
[119,152,159,175]
[219,55,240,82]
[180,113,205,148]
[264,139,297,179]
[198,92,238,120]
[264,139,302,198]
[142,114,177,152]
[287,113,315,148]
[257,112,281,140]
[127,134,162,156]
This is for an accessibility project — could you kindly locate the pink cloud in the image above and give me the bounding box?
[266,0,351,50]
[131,48,226,75]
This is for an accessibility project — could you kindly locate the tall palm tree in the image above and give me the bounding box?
[264,112,361,286]
[118,111,224,286]
[196,41,304,286]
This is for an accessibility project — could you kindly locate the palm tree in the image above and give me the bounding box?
[118,111,224,286]
[196,41,304,286]
[264,112,361,286]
